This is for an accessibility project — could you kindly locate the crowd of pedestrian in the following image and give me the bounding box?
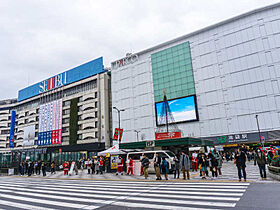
[17,147,276,181]
[18,159,47,177]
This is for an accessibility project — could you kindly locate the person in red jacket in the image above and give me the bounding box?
[99,157,104,174]
[63,161,69,175]
[127,157,133,175]
[116,156,124,175]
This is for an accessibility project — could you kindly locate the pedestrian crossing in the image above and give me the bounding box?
[0,177,250,209]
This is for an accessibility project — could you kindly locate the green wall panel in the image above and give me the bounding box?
[151,41,195,102]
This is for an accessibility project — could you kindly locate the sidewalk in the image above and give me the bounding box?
[12,161,278,183]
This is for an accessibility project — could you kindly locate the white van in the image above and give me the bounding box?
[126,150,176,173]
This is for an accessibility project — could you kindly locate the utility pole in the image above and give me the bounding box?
[255,114,263,148]
[134,130,140,142]
[113,107,125,144]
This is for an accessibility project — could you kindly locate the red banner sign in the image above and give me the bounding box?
[113,128,124,141]
[155,132,181,140]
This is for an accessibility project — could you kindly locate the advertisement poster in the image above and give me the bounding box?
[111,155,118,169]
[23,125,35,146]
[38,99,62,146]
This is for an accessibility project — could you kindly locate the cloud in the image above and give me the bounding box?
[173,110,197,122]
[0,0,279,99]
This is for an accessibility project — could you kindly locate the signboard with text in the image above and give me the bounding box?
[155,132,181,140]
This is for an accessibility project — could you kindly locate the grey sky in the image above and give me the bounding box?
[0,0,278,100]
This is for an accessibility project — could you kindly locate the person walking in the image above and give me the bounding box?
[191,151,198,172]
[127,157,134,176]
[161,157,169,180]
[86,158,92,174]
[198,151,208,179]
[180,151,190,180]
[141,154,150,179]
[173,156,180,179]
[74,161,79,175]
[27,160,32,177]
[91,158,95,174]
[209,150,218,178]
[99,157,104,174]
[63,161,69,175]
[18,161,24,176]
[254,149,267,180]
[41,161,47,176]
[37,160,42,175]
[235,148,247,182]
[116,156,124,175]
[94,158,100,174]
[153,153,162,180]
[50,161,56,174]
[214,150,223,176]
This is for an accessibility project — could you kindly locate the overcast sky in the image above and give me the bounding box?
[0,0,279,100]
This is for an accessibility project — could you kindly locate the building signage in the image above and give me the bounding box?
[9,110,16,148]
[155,132,182,140]
[111,54,138,69]
[208,131,268,145]
[39,72,67,93]
[18,57,103,102]
[38,99,62,146]
[23,125,35,146]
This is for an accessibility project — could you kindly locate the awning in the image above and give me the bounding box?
[98,144,126,156]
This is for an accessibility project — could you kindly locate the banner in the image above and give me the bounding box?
[9,110,16,148]
[155,132,181,140]
[23,125,35,146]
[38,99,62,146]
[113,128,119,140]
[111,155,118,169]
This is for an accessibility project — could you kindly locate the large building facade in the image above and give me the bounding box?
[111,3,280,146]
[0,57,110,166]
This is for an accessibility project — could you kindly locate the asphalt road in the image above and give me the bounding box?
[0,176,278,209]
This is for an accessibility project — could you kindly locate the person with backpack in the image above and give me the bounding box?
[161,157,169,180]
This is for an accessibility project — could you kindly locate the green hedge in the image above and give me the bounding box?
[69,98,78,145]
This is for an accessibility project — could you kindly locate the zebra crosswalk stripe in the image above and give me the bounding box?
[0,179,249,209]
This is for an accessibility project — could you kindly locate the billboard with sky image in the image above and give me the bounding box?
[155,95,198,125]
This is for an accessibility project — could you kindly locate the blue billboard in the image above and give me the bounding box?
[18,57,104,101]
[155,95,199,125]
[9,110,16,148]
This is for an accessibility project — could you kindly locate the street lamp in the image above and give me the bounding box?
[113,107,125,144]
[255,114,263,148]
[134,130,140,142]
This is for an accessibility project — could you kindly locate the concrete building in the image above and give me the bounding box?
[0,57,110,166]
[111,3,280,147]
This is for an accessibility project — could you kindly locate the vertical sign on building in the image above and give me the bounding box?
[9,110,16,148]
[38,99,63,146]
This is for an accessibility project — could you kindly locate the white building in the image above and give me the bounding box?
[111,3,280,146]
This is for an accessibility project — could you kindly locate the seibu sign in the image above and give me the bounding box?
[39,72,67,93]
[155,132,182,140]
[111,54,138,69]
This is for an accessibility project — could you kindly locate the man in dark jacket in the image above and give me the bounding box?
[153,153,162,180]
[141,155,149,179]
[235,148,247,182]
[254,149,267,179]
